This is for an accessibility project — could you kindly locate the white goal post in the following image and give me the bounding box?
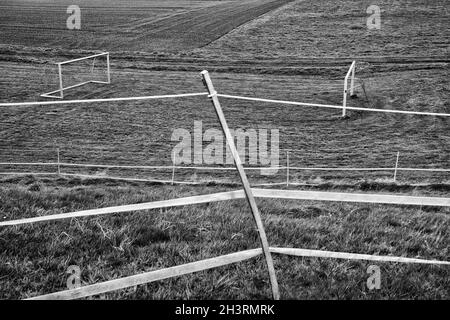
[342,60,356,117]
[41,52,111,99]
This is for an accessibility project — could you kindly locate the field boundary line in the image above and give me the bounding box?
[0,172,301,187]
[217,94,450,117]
[0,92,208,107]
[26,249,263,300]
[287,167,450,172]
[0,162,282,171]
[1,162,448,172]
[60,173,208,185]
[270,247,450,265]
[59,173,289,187]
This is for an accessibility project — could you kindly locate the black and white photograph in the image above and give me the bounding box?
[0,0,448,310]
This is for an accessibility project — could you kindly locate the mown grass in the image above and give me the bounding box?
[195,0,450,60]
[0,175,448,299]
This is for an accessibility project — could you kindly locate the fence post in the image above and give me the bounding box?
[106,53,111,84]
[171,151,176,185]
[57,148,61,175]
[201,70,280,300]
[58,63,64,98]
[91,57,96,74]
[286,150,290,187]
[342,81,347,117]
[394,151,400,182]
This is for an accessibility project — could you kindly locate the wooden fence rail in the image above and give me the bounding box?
[27,246,449,300]
[1,188,449,227]
[27,249,263,300]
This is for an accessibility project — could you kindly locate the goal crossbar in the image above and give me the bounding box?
[58,52,110,65]
[40,52,110,99]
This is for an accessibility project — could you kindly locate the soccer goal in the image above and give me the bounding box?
[41,52,111,99]
[342,60,356,117]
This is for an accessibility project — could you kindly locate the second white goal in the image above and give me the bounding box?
[41,52,111,99]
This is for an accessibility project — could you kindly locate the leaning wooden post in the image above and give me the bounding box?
[393,151,400,182]
[200,70,280,300]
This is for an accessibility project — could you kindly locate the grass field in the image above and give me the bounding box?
[193,0,450,59]
[0,0,449,299]
[0,175,448,299]
[0,63,448,184]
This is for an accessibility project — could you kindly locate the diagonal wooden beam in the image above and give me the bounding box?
[27,249,263,300]
[200,70,280,300]
[0,190,247,227]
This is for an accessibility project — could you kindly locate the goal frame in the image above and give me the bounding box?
[342,60,356,117]
[40,52,111,99]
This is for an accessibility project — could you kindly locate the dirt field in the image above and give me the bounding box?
[0,0,293,52]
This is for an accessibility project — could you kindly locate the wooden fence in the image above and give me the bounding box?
[0,68,449,300]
